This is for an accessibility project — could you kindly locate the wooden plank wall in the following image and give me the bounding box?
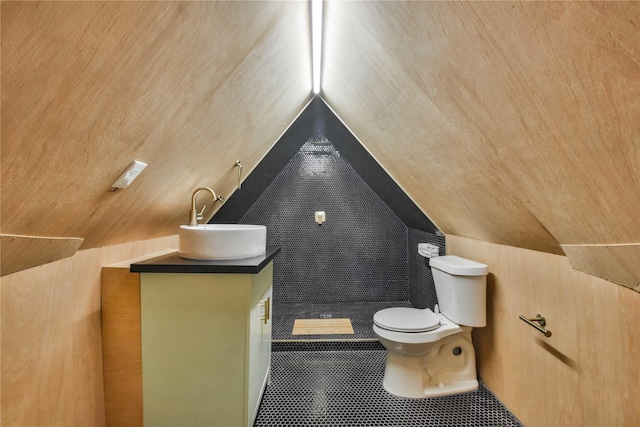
[3,2,638,284]
[2,2,640,425]
[101,267,144,427]
[322,1,640,288]
[448,235,640,427]
[1,1,311,270]
[0,235,84,276]
[0,236,177,426]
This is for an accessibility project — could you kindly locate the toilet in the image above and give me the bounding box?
[373,255,488,398]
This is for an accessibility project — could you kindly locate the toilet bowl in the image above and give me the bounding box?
[373,255,488,398]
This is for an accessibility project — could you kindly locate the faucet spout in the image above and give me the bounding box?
[189,187,218,226]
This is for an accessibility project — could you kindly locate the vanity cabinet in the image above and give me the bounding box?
[140,264,272,427]
[102,248,278,427]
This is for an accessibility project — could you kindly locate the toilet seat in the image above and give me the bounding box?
[373,307,440,333]
[373,313,464,345]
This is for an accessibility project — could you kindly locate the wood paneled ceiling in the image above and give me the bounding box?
[2,1,312,271]
[2,1,639,289]
[322,1,640,289]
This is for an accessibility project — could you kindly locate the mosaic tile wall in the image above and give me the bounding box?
[239,138,409,305]
[214,98,444,308]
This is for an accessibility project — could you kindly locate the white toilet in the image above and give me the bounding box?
[373,255,488,398]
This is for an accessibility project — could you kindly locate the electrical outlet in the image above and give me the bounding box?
[111,160,147,190]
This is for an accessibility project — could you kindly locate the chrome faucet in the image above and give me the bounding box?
[189,187,218,226]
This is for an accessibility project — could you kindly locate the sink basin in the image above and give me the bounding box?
[178,224,267,260]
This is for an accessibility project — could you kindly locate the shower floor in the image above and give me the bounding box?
[272,301,412,341]
[258,302,523,426]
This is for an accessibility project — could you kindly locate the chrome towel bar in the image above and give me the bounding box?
[519,313,552,337]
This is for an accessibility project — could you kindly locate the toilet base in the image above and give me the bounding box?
[381,331,479,398]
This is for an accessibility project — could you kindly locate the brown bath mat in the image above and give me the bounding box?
[292,318,355,335]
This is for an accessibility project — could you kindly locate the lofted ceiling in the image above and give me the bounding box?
[1,1,313,273]
[321,1,640,289]
[2,1,639,288]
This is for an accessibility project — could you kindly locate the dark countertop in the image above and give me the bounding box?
[130,246,280,274]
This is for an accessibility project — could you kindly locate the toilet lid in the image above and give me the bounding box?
[373,308,440,333]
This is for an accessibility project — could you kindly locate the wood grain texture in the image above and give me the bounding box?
[447,235,640,427]
[292,318,354,335]
[1,258,76,427]
[3,0,639,290]
[1,236,177,426]
[101,267,143,427]
[322,1,640,255]
[0,234,83,276]
[2,2,640,422]
[562,244,640,291]
[574,272,640,426]
[1,1,311,251]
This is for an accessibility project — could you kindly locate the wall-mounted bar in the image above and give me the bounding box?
[260,297,270,324]
[519,313,552,337]
[234,161,243,190]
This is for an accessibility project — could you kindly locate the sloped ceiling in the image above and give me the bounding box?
[322,1,640,288]
[1,1,312,271]
[2,1,640,288]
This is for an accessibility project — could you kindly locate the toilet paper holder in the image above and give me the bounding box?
[417,243,439,258]
[519,313,552,337]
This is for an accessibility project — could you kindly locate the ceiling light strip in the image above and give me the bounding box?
[312,0,323,94]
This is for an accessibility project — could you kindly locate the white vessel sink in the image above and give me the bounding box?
[178,224,267,260]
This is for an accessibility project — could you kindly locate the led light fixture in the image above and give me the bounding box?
[312,0,323,94]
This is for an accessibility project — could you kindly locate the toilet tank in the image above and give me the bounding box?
[429,255,488,327]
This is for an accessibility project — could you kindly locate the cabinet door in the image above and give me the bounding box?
[141,273,249,427]
[247,285,272,426]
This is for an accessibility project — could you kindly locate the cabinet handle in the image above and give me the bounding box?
[260,297,271,324]
[263,297,270,325]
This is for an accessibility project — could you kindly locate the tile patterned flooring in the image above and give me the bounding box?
[256,303,523,427]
